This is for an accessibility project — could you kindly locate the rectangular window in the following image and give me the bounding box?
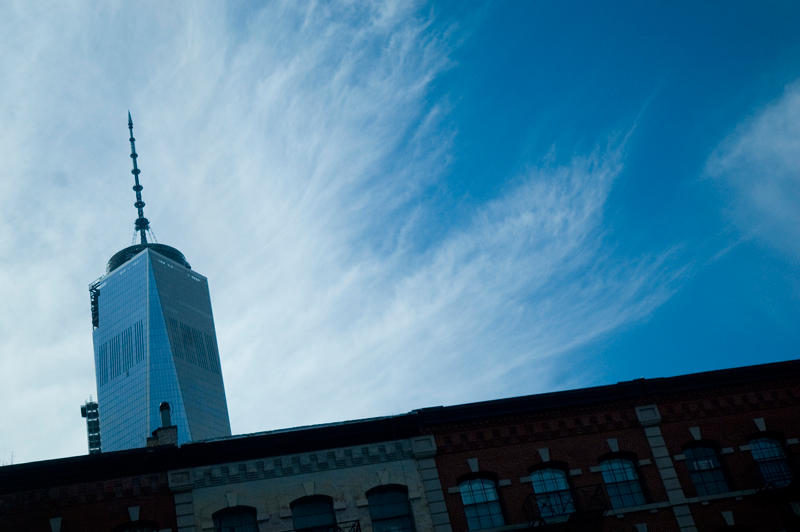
[460,479,505,530]
[685,447,728,495]
[368,489,413,532]
[292,498,336,532]
[751,438,793,488]
[600,459,646,509]
[531,468,574,518]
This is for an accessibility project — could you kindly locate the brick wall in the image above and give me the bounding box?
[424,368,800,532]
[0,472,177,531]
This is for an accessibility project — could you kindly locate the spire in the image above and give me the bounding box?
[128,111,150,245]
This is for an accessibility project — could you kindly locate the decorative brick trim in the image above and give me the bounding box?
[170,440,415,489]
[411,436,437,458]
[172,490,195,531]
[641,423,696,532]
[418,448,451,532]
[635,405,662,427]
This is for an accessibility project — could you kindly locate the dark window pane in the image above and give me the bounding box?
[531,468,569,492]
[530,469,575,518]
[601,459,646,509]
[750,438,793,488]
[292,498,336,532]
[369,490,411,520]
[684,447,729,495]
[460,479,505,530]
[369,489,414,532]
[213,507,258,532]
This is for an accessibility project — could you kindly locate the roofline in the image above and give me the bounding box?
[2,358,797,491]
[0,413,421,493]
[415,358,800,425]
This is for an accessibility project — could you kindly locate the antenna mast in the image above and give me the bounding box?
[128,112,150,245]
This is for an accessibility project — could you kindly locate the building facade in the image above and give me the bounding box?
[165,415,447,532]
[1,413,447,532]
[0,447,180,532]
[3,359,799,531]
[419,360,800,532]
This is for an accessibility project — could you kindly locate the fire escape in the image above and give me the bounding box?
[746,449,800,530]
[523,484,608,531]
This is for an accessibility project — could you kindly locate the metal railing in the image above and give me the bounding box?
[523,484,607,529]
[292,521,361,532]
[738,457,797,493]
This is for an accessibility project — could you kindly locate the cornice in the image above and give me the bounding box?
[169,438,419,491]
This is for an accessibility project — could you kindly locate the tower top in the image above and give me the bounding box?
[102,113,192,274]
[128,112,150,245]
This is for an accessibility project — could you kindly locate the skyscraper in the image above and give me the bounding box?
[89,113,231,452]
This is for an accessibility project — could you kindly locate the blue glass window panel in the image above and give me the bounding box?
[93,249,231,451]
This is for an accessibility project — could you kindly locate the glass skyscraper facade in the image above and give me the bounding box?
[91,244,231,452]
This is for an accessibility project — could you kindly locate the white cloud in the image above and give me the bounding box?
[706,81,800,259]
[0,1,678,464]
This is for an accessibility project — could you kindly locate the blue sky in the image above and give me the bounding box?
[433,0,800,380]
[1,1,799,464]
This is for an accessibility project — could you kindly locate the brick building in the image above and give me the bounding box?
[162,415,445,532]
[2,359,799,531]
[418,359,800,532]
[0,446,179,531]
[0,412,446,532]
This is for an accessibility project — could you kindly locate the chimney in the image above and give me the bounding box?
[146,401,177,447]
[160,401,171,427]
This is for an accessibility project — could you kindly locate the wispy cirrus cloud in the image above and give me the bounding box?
[0,1,680,463]
[706,81,800,260]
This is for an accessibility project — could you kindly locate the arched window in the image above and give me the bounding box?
[459,478,505,530]
[530,468,575,518]
[367,486,414,532]
[750,437,792,488]
[212,506,258,532]
[291,496,337,532]
[600,458,646,509]
[684,446,729,495]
